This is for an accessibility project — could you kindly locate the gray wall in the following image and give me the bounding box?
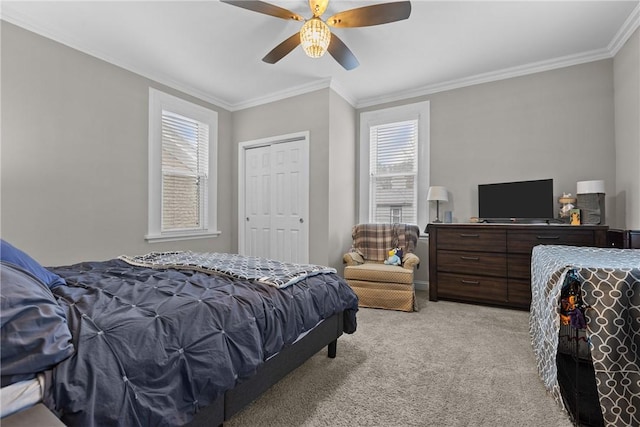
[360,59,617,227]
[1,22,234,265]
[328,90,357,270]
[614,28,640,230]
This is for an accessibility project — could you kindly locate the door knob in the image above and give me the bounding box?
[299,218,304,223]
[246,217,250,221]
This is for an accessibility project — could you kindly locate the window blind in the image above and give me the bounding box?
[369,119,418,224]
[161,110,209,231]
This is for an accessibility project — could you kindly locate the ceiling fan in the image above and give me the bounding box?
[221,0,412,70]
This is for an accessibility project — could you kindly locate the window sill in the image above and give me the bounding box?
[145,230,222,243]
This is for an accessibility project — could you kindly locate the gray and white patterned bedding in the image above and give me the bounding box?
[529,245,640,427]
[119,251,337,289]
[43,256,358,427]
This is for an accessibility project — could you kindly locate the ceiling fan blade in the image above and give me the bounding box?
[221,1,304,21]
[262,33,301,64]
[327,33,359,70]
[308,0,329,17]
[326,1,412,28]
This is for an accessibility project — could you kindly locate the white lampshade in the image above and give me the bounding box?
[576,180,605,194]
[427,186,449,202]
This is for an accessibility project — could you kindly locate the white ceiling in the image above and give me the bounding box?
[2,1,639,110]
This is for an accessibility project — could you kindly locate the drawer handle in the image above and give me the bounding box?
[460,256,480,261]
[459,233,480,238]
[536,235,560,240]
[461,279,480,285]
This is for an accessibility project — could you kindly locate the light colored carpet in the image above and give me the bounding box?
[225,291,573,426]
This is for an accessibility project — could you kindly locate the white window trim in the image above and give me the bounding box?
[146,88,220,242]
[359,101,430,227]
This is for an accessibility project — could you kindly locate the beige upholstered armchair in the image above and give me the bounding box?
[343,223,420,312]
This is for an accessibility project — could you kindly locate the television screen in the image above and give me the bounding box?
[478,179,554,221]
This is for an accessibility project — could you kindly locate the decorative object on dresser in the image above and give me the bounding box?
[343,223,420,312]
[558,193,576,221]
[426,223,608,309]
[576,180,605,225]
[427,186,448,223]
[569,208,581,225]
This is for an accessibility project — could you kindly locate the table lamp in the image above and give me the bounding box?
[427,186,449,223]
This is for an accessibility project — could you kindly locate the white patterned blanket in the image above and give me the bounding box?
[119,251,337,289]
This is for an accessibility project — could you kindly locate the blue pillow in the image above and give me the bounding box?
[0,239,65,289]
[0,262,74,386]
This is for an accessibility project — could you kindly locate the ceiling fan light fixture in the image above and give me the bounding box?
[223,0,411,69]
[300,18,331,58]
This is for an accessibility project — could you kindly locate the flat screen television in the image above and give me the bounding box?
[478,179,554,222]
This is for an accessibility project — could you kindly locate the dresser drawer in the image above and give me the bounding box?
[437,250,507,277]
[438,272,508,304]
[507,254,530,279]
[507,230,595,254]
[508,279,532,308]
[437,228,506,252]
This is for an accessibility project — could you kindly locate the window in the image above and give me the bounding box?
[359,101,430,227]
[369,119,418,224]
[147,88,219,242]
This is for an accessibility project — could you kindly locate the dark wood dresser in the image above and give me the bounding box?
[427,223,608,309]
[607,228,640,249]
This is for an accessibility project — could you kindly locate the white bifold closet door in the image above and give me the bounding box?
[243,137,309,263]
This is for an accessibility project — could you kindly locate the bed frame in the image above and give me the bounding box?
[187,311,345,426]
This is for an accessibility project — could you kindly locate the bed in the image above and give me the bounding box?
[0,240,359,426]
[529,244,639,427]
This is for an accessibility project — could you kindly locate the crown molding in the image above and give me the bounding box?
[608,2,640,55]
[3,2,638,113]
[229,77,333,111]
[0,10,235,111]
[328,78,357,107]
[226,77,357,111]
[357,4,640,109]
[355,48,613,109]
[1,8,353,113]
[229,76,359,111]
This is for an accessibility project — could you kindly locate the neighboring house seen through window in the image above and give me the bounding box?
[360,101,430,228]
[161,111,208,231]
[147,88,220,242]
[369,119,419,224]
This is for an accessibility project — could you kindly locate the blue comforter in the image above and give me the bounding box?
[44,258,358,426]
